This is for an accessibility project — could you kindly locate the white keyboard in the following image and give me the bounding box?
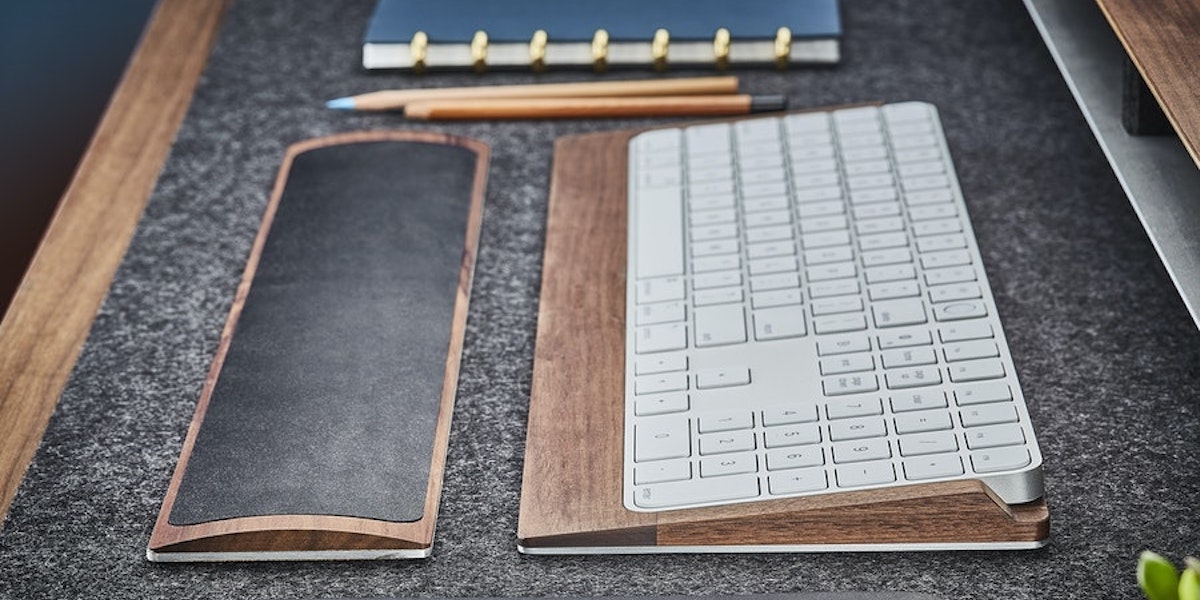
[623,102,1044,512]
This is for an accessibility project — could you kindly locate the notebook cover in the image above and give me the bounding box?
[149,131,488,560]
[365,0,842,43]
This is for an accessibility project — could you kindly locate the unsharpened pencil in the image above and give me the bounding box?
[326,76,740,111]
[401,94,787,121]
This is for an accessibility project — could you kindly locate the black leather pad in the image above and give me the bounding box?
[168,138,482,525]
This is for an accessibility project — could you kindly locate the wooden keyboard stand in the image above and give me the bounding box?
[517,127,1050,553]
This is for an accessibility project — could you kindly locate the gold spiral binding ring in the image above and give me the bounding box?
[713,28,731,71]
[530,29,548,72]
[410,31,429,74]
[591,29,609,72]
[652,28,670,71]
[774,27,792,70]
[471,30,488,73]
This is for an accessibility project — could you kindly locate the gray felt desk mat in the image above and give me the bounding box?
[1,0,1197,599]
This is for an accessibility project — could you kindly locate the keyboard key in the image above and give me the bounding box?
[872,298,927,327]
[933,300,988,321]
[754,306,807,340]
[960,403,1018,427]
[890,391,948,413]
[635,301,686,326]
[832,438,891,465]
[693,288,744,307]
[635,418,691,462]
[835,461,896,487]
[894,410,952,434]
[636,277,684,304]
[694,305,747,347]
[813,314,868,335]
[812,296,864,316]
[877,328,932,349]
[864,264,917,284]
[943,340,999,362]
[764,424,822,448]
[939,319,994,342]
[693,254,742,273]
[635,393,689,416]
[920,249,971,269]
[769,469,828,494]
[885,366,942,389]
[752,289,804,309]
[970,447,1031,474]
[635,373,688,395]
[948,358,1005,382]
[929,282,982,303]
[750,272,800,292]
[964,423,1026,449]
[701,452,758,476]
[635,323,687,354]
[822,373,879,396]
[634,187,684,278]
[869,281,921,302]
[826,397,882,419]
[635,460,691,484]
[699,430,755,454]
[880,346,937,368]
[695,366,751,389]
[816,334,871,355]
[955,381,1012,405]
[829,417,887,441]
[903,455,964,481]
[693,270,742,290]
[634,353,687,375]
[810,278,861,298]
[819,353,874,376]
[762,405,819,426]
[633,474,759,508]
[898,431,958,456]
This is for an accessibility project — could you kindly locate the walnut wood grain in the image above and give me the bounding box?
[1095,0,1200,169]
[148,131,489,557]
[518,128,1050,551]
[0,0,228,527]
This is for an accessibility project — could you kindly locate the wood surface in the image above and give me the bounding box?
[1096,0,1200,169]
[0,0,228,527]
[517,128,1050,551]
[348,76,740,111]
[148,131,489,557]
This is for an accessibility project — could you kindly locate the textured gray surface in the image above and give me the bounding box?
[1,0,1198,598]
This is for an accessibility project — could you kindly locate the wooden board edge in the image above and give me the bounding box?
[0,0,229,526]
[1094,0,1200,170]
[149,131,489,557]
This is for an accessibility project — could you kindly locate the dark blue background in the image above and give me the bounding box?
[0,1,156,315]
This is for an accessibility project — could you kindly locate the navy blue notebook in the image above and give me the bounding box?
[363,0,841,71]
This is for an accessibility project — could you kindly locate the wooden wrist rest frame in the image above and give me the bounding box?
[148,131,489,561]
[517,125,1049,554]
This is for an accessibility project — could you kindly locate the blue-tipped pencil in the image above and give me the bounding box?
[326,76,739,111]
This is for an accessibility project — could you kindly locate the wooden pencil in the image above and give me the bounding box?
[402,94,786,121]
[327,76,740,111]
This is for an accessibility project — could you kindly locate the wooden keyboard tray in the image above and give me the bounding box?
[517,127,1049,553]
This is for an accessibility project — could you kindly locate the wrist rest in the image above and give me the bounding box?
[148,131,489,561]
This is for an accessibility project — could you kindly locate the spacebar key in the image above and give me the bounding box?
[634,474,760,508]
[635,187,684,279]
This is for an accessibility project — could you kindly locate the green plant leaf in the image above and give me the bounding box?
[1180,563,1199,600]
[1139,551,1181,600]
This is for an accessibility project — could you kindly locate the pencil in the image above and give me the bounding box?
[326,76,740,111]
[402,94,787,121]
